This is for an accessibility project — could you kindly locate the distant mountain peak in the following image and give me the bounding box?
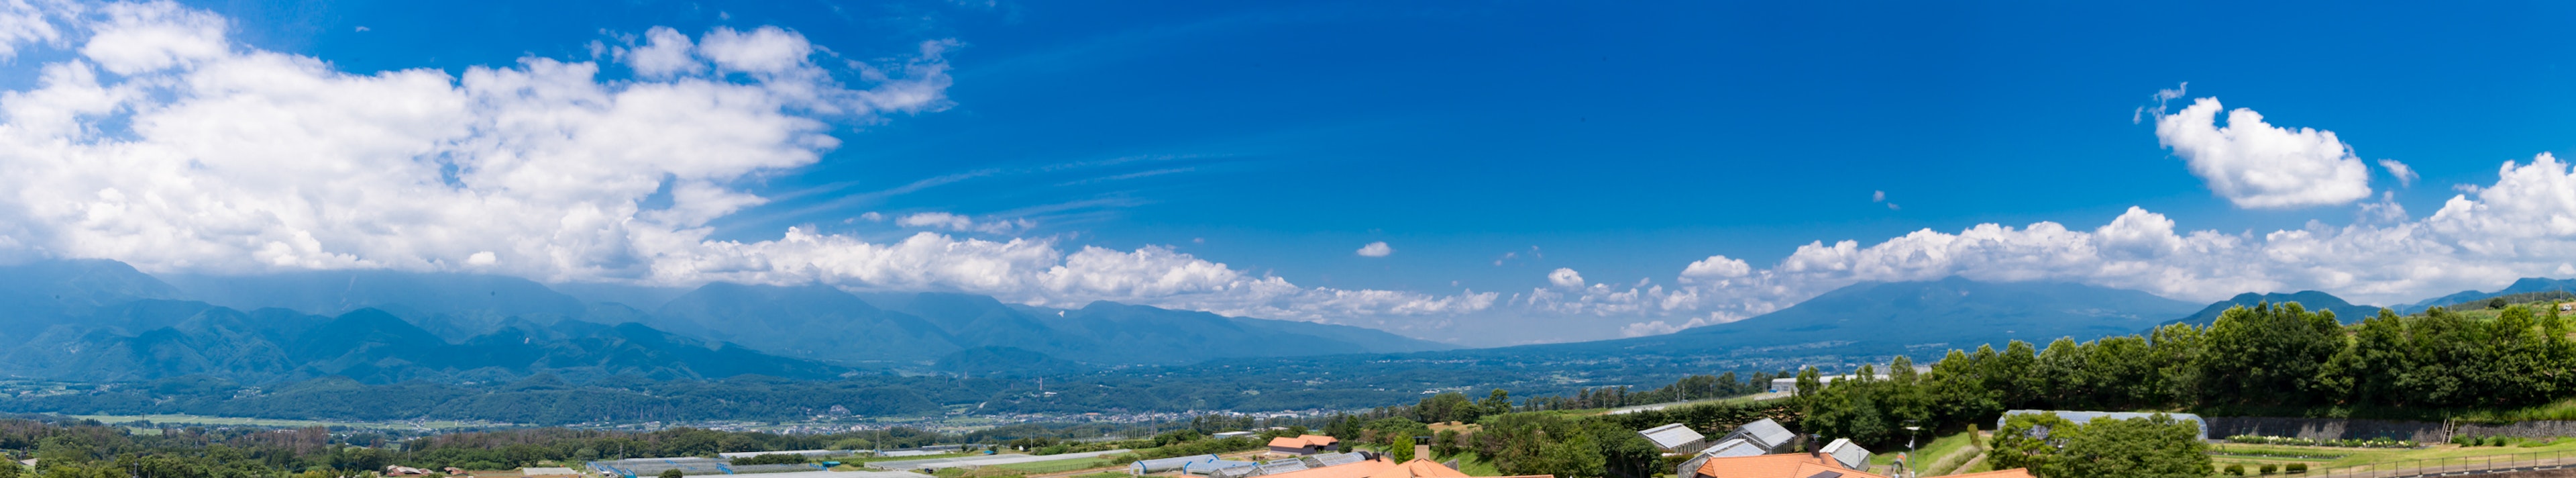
[1536,278,2202,359]
[2164,291,2382,328]
[2397,277,2576,314]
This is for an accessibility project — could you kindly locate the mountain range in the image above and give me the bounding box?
[13,257,2574,389]
[1481,277,2208,361]
[0,258,1452,384]
[2396,277,2576,314]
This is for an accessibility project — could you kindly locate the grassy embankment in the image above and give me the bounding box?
[1866,430,1980,476]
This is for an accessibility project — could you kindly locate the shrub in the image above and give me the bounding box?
[2260,464,2277,475]
[2286,463,2308,474]
[2224,463,2246,475]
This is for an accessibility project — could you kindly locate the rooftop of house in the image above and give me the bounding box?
[1732,418,1796,446]
[1262,457,1548,478]
[1693,453,1886,478]
[1269,434,1342,448]
[1640,423,1709,450]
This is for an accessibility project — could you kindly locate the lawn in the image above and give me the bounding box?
[2204,439,2576,476]
[1870,430,1980,475]
[1434,452,1503,477]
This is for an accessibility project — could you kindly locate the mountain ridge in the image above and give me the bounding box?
[1466,277,2206,361]
[2163,291,2385,327]
[2398,277,2576,314]
[0,259,1455,379]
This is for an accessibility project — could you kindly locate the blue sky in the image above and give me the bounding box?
[10,1,2576,344]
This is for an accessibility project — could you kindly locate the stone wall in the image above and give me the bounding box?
[2202,416,2449,442]
[2458,421,2576,440]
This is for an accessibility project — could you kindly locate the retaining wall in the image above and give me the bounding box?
[2457,421,2576,440]
[2204,417,2449,442]
[2204,417,2576,443]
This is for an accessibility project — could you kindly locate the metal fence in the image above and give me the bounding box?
[2294,449,2576,478]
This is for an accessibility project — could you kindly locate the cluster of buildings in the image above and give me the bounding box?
[1638,419,2032,478]
[1128,435,1351,478]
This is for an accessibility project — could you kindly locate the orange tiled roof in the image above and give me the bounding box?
[1693,453,1888,478]
[1263,457,1534,478]
[1929,469,2035,478]
[1269,434,1340,448]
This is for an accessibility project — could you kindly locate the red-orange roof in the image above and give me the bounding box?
[1262,457,1529,478]
[1268,434,1340,448]
[1693,454,1888,478]
[1929,469,2035,478]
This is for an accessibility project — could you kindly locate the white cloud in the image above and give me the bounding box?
[1356,241,1391,257]
[1872,190,1885,202]
[1591,153,2576,336]
[33,2,2576,344]
[2379,158,2418,187]
[80,1,224,75]
[1680,255,1750,281]
[0,1,1489,330]
[617,26,701,78]
[2155,97,2374,209]
[0,0,61,60]
[896,211,1030,235]
[698,26,813,76]
[1547,268,1585,288]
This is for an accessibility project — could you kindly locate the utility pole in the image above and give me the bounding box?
[1901,425,1922,478]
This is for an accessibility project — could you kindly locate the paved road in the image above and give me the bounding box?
[1602,392,1788,416]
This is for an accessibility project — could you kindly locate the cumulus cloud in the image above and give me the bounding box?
[0,1,1491,327]
[1356,241,1391,257]
[1601,153,2576,336]
[1547,268,1585,288]
[1680,256,1750,281]
[616,26,702,77]
[2155,97,2374,209]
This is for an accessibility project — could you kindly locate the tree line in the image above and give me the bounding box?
[1795,301,2576,449]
